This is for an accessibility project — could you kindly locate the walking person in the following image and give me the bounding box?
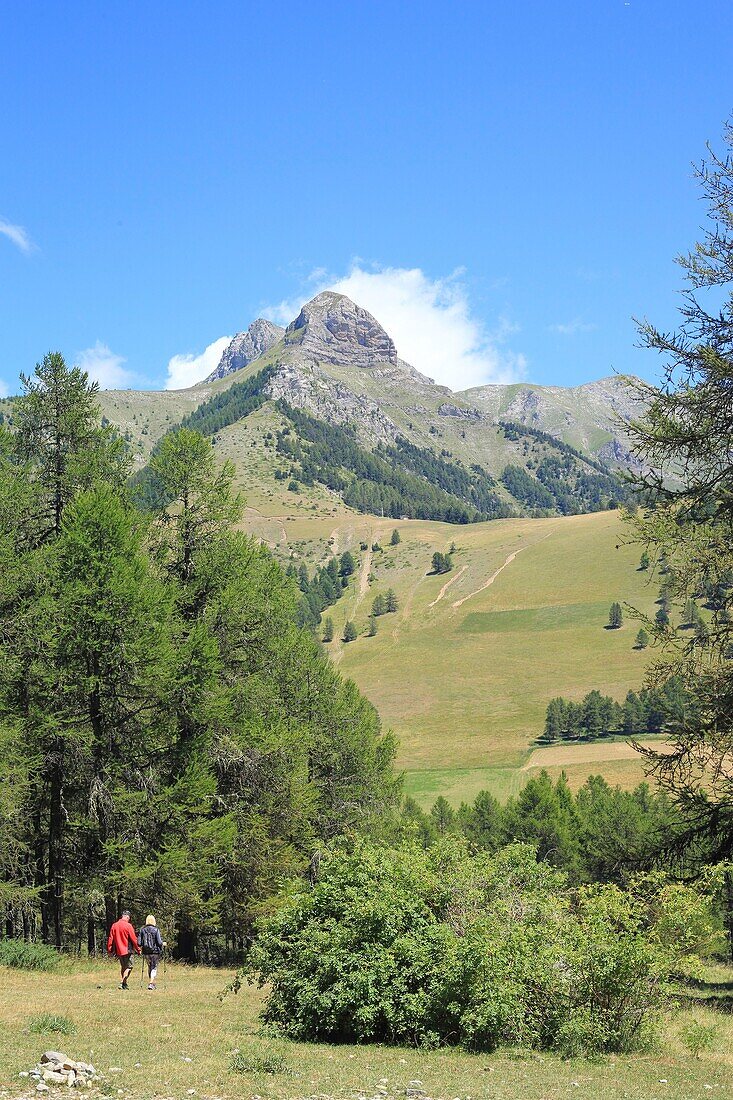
[107,909,141,990]
[138,914,165,991]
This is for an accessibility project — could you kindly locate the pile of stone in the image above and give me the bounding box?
[28,1051,97,1090]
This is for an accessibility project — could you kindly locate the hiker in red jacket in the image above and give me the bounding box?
[107,910,141,990]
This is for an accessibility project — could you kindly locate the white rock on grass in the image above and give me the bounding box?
[29,1052,98,1090]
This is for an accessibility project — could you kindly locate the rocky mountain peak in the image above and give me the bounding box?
[205,318,284,382]
[284,291,398,367]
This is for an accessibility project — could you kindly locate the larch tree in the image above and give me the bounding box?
[626,118,733,926]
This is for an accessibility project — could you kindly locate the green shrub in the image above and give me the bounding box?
[0,939,61,971]
[680,1018,719,1059]
[28,1013,76,1036]
[242,839,673,1055]
[230,1045,291,1075]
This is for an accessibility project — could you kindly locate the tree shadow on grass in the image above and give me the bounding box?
[673,973,733,1013]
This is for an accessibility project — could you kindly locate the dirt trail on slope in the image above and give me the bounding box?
[452,529,555,609]
[392,569,426,643]
[356,545,373,605]
[428,564,467,608]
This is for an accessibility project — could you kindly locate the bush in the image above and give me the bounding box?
[242,840,673,1054]
[28,1013,76,1036]
[680,1018,719,1059]
[0,939,61,971]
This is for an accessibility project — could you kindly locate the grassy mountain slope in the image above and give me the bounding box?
[323,510,658,805]
[208,455,659,805]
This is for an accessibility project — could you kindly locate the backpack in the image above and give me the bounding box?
[139,925,160,954]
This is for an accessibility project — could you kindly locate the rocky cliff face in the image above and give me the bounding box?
[281,291,434,383]
[284,291,398,367]
[205,318,284,382]
[265,362,399,445]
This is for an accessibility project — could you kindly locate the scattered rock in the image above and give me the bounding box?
[438,402,483,420]
[28,1052,99,1090]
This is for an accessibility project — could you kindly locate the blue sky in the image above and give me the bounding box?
[1,1,732,395]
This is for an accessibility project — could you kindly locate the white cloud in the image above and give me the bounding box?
[265,263,525,390]
[0,218,34,253]
[549,318,596,336]
[75,342,136,390]
[165,335,231,390]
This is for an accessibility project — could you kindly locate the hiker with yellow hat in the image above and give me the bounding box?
[137,915,165,991]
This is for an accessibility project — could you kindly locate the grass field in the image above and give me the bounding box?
[321,510,662,805]
[218,481,666,805]
[1,961,732,1100]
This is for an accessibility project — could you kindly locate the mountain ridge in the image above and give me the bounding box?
[88,290,647,516]
[194,290,643,468]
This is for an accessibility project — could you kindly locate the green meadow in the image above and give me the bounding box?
[2,960,732,1100]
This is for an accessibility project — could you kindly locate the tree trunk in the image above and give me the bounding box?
[104,895,116,936]
[174,920,198,962]
[48,757,64,948]
[87,905,97,957]
[33,811,50,943]
[724,867,733,963]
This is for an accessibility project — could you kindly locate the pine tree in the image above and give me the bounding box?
[385,588,398,613]
[51,485,174,936]
[502,772,580,873]
[13,351,128,541]
[635,628,650,649]
[431,552,453,575]
[371,593,387,617]
[639,551,650,571]
[430,795,455,836]
[682,598,695,626]
[608,602,623,629]
[322,616,334,642]
[339,551,356,578]
[390,529,401,546]
[543,698,566,742]
[343,620,357,642]
[581,690,606,739]
[460,789,503,850]
[367,615,377,637]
